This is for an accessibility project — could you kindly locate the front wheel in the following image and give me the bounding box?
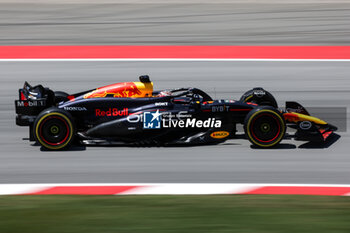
[244,106,286,148]
[33,107,75,150]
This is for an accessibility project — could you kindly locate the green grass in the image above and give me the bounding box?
[0,195,350,233]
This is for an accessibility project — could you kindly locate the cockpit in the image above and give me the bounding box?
[82,75,212,102]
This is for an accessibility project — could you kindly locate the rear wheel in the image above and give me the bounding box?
[33,108,75,150]
[244,106,285,148]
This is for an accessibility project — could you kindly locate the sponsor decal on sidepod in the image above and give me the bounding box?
[129,110,222,129]
[64,106,87,111]
[143,110,162,129]
[210,131,230,139]
[95,108,128,117]
[163,118,221,128]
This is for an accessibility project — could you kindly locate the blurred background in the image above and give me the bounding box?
[0,0,349,185]
[1,0,350,45]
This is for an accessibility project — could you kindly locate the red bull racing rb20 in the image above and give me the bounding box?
[15,76,337,150]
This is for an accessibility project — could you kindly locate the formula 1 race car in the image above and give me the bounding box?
[15,75,337,150]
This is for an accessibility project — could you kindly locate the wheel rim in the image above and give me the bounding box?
[39,116,70,146]
[251,113,281,143]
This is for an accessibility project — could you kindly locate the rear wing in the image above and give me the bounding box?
[15,82,54,116]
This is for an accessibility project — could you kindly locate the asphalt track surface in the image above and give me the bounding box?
[0,60,349,184]
[1,2,350,45]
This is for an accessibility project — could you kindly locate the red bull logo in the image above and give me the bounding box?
[84,82,142,99]
[95,108,129,117]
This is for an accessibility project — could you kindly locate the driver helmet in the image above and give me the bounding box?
[157,91,172,97]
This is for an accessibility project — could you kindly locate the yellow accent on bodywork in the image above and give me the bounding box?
[284,112,327,125]
[84,81,153,99]
[134,82,153,97]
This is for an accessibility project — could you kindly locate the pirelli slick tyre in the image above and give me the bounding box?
[33,107,75,150]
[244,106,286,148]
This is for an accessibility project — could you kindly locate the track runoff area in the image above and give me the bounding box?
[1,45,350,196]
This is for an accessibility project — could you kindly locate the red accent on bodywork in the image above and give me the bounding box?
[20,92,27,100]
[67,95,75,101]
[283,112,300,122]
[84,82,142,99]
[246,102,258,106]
[129,109,166,116]
[321,131,332,140]
[129,111,143,116]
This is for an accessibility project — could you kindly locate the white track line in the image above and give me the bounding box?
[1,183,350,195]
[1,183,350,187]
